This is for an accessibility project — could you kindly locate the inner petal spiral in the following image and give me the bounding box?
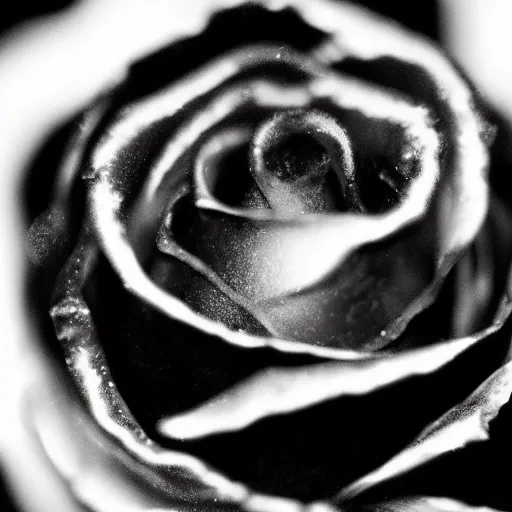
[250,109,364,213]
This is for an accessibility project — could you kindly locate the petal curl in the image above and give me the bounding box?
[359,496,506,512]
[158,328,499,439]
[336,307,512,501]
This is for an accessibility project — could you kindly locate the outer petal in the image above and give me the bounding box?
[360,496,506,512]
[335,297,512,503]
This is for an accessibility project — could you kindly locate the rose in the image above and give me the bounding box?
[15,0,512,510]
[7,0,512,511]
[6,0,512,510]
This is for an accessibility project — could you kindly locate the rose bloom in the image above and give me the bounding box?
[2,1,512,511]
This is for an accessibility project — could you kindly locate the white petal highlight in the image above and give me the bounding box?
[158,332,489,440]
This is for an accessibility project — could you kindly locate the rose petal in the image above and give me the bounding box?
[27,375,244,512]
[451,213,495,336]
[298,0,490,256]
[49,235,251,508]
[336,330,512,501]
[157,328,497,440]
[359,496,506,512]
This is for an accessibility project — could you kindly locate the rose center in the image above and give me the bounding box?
[250,109,365,214]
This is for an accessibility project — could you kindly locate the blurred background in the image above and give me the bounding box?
[0,0,509,510]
